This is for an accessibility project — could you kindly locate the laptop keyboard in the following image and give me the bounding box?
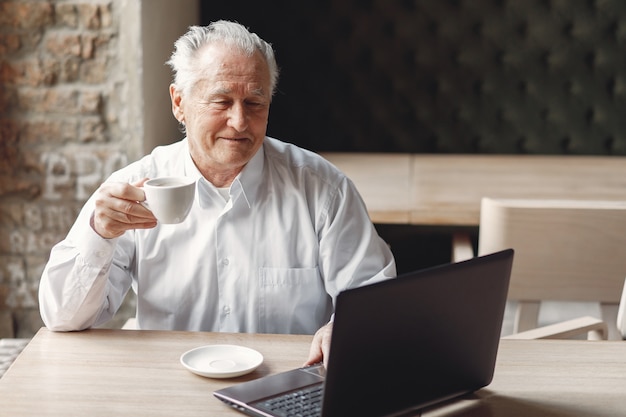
[256,384,323,417]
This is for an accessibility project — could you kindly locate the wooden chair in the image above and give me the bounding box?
[618,281,626,339]
[453,198,626,340]
[502,275,626,340]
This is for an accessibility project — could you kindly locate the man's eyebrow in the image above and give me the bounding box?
[209,87,231,96]
[250,87,265,96]
[208,86,267,97]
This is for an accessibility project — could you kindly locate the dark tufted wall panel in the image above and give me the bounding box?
[202,0,626,154]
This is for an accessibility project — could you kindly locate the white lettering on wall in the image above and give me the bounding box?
[41,152,71,200]
[10,230,63,254]
[41,151,128,200]
[22,204,76,231]
[75,152,103,201]
[1,258,37,309]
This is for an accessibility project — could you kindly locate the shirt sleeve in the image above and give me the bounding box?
[317,176,397,303]
[38,198,134,331]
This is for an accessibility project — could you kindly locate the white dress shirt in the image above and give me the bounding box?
[39,137,396,334]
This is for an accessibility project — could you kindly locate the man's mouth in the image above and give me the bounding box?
[220,137,247,142]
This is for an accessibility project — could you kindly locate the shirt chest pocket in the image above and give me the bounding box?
[258,267,331,335]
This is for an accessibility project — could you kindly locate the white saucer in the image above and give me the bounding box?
[180,344,263,379]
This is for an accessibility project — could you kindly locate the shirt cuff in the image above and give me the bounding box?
[72,216,119,266]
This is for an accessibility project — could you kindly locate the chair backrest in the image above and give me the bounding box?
[618,277,626,339]
[478,198,626,304]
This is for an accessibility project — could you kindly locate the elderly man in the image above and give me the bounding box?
[39,20,396,365]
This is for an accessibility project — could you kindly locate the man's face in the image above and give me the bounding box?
[170,43,271,180]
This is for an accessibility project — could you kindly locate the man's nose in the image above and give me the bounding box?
[227,103,248,132]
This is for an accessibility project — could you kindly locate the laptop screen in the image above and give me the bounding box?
[321,249,513,416]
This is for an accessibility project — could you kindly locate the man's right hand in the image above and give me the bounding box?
[90,178,157,239]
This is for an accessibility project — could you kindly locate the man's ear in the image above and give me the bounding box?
[170,84,184,123]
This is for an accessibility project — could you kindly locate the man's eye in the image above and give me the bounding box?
[246,101,267,109]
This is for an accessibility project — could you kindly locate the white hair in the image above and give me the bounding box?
[166,20,279,98]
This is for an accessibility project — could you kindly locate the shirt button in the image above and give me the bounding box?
[223,306,231,315]
[222,258,230,266]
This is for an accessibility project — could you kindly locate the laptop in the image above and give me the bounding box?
[214,249,514,417]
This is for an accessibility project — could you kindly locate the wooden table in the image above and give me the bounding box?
[1,328,625,416]
[321,153,626,226]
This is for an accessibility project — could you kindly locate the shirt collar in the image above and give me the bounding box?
[232,141,264,208]
[187,138,265,210]
[182,139,204,180]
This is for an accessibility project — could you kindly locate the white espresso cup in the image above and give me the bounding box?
[142,177,196,224]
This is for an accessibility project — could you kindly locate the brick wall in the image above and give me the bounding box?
[0,0,143,337]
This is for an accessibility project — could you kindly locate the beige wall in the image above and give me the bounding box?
[141,0,199,154]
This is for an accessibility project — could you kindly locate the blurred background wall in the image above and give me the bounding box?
[204,0,626,155]
[0,0,197,337]
[2,0,625,337]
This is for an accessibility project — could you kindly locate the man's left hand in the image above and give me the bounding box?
[304,322,333,368]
